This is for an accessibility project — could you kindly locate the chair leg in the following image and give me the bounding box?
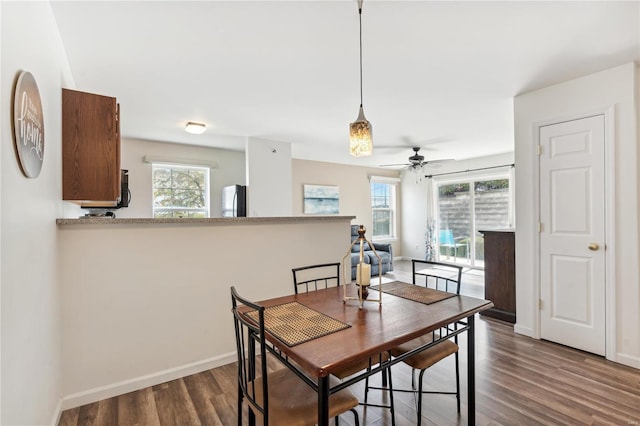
[350,408,360,426]
[455,351,461,413]
[387,366,396,426]
[364,374,370,403]
[237,385,243,426]
[248,407,256,426]
[411,368,416,389]
[360,365,394,423]
[416,369,427,426]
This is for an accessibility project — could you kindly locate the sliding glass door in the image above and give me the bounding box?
[436,174,512,268]
[437,183,472,264]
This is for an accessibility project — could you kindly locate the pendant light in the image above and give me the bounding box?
[349,0,373,157]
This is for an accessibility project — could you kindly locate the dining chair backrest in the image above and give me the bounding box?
[230,286,269,423]
[411,259,463,295]
[292,262,340,294]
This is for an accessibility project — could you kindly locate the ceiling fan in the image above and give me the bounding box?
[380,147,452,170]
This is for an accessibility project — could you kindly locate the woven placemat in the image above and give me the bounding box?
[370,281,456,305]
[246,302,350,347]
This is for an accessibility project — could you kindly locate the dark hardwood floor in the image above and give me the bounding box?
[59,261,640,426]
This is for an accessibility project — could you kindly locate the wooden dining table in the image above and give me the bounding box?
[244,281,493,425]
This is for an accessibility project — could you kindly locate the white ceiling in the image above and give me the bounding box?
[50,1,639,169]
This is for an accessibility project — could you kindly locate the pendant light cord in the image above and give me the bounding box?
[359,6,363,107]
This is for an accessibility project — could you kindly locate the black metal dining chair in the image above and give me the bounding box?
[291,264,396,425]
[230,286,360,426]
[292,262,341,294]
[388,259,464,426]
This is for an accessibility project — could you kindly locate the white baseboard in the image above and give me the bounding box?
[60,351,236,410]
[513,323,535,338]
[50,398,63,426]
[614,352,640,369]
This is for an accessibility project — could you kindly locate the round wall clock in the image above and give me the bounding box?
[12,71,45,178]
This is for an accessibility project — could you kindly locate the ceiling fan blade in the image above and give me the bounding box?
[380,163,411,167]
[420,158,454,169]
[425,158,454,164]
[421,162,444,169]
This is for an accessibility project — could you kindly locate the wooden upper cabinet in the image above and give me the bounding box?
[62,89,121,207]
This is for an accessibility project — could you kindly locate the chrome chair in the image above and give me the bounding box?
[231,286,360,426]
[389,259,463,426]
[292,264,395,425]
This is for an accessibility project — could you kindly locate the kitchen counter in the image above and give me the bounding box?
[56,215,355,226]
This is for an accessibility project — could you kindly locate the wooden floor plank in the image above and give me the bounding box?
[182,372,224,425]
[94,398,117,426]
[117,387,160,426]
[58,407,80,426]
[152,379,201,426]
[76,402,99,426]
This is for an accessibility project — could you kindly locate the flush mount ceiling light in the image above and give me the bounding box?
[185,121,206,135]
[349,0,373,157]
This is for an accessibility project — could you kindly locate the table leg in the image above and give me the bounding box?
[318,376,329,426]
[467,314,476,425]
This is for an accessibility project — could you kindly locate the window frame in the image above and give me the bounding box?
[152,163,211,218]
[370,176,400,240]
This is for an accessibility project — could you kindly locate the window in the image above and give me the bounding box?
[436,174,512,267]
[370,177,398,238]
[152,164,210,218]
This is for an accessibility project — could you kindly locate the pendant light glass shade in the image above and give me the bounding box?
[349,106,373,157]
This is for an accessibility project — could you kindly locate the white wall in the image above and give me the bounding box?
[59,218,351,408]
[400,152,515,260]
[292,159,401,249]
[117,138,245,218]
[1,2,74,424]
[1,5,3,422]
[514,62,639,368]
[246,137,292,216]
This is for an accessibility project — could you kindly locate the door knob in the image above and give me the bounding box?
[588,243,600,251]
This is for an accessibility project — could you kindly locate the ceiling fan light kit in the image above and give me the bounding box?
[349,0,373,157]
[380,146,453,174]
[408,146,425,165]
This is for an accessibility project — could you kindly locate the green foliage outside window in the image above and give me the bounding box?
[438,179,508,196]
[474,179,509,192]
[438,182,469,197]
[153,165,209,218]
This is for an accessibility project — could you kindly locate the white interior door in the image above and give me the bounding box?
[539,115,606,356]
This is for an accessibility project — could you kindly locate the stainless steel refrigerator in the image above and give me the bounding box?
[222,185,247,217]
